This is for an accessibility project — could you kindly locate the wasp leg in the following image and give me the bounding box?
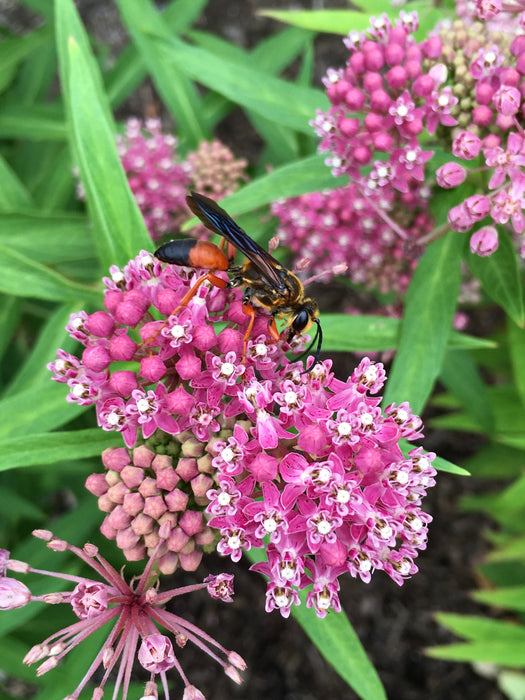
[268,317,280,342]
[241,303,257,365]
[142,272,228,349]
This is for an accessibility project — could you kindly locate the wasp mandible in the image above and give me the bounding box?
[154,192,322,370]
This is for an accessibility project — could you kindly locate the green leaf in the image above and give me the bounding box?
[463,443,525,479]
[32,144,76,212]
[430,454,469,476]
[0,25,52,93]
[116,0,206,147]
[258,9,371,35]
[428,641,525,667]
[4,301,83,397]
[508,318,525,408]
[246,548,386,700]
[434,612,525,642]
[0,242,99,302]
[0,383,89,440]
[0,104,67,140]
[0,212,93,264]
[181,155,346,227]
[0,295,21,362]
[322,313,398,352]
[466,228,525,326]
[0,487,45,520]
[106,0,209,107]
[56,0,151,269]
[152,34,329,134]
[0,153,34,211]
[439,349,494,433]
[486,535,525,562]
[472,586,525,612]
[0,430,120,471]
[382,232,463,414]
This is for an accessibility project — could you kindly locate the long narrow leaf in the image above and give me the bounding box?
[382,232,463,414]
[0,242,99,302]
[0,105,66,141]
[439,349,494,433]
[0,154,34,210]
[56,0,151,269]
[466,228,524,326]
[152,34,329,134]
[116,0,206,147]
[508,318,525,408]
[4,301,82,397]
[0,430,120,470]
[0,383,89,439]
[0,212,92,264]
[258,9,371,35]
[106,0,209,107]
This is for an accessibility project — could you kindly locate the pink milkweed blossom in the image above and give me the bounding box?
[0,529,243,700]
[117,118,191,241]
[50,250,436,617]
[271,181,432,296]
[434,19,525,254]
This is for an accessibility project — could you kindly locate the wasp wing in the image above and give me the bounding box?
[187,191,288,295]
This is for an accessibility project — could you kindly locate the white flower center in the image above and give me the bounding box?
[218,492,231,506]
[137,398,151,413]
[396,105,408,117]
[263,516,278,533]
[336,488,350,504]
[107,412,120,426]
[316,519,332,535]
[227,534,241,550]
[396,409,409,422]
[221,447,235,462]
[284,390,298,405]
[220,362,235,377]
[337,421,352,436]
[170,324,185,339]
[360,412,374,426]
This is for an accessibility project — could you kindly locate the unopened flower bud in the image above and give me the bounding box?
[470,226,499,256]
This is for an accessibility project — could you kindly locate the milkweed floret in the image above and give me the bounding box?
[0,531,243,700]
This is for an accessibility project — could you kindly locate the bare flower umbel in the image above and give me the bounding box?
[0,531,243,700]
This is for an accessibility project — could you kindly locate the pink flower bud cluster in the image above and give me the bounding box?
[49,253,436,616]
[311,12,450,191]
[186,139,248,200]
[117,118,191,241]
[86,444,216,574]
[271,181,432,295]
[1,532,243,699]
[437,32,525,254]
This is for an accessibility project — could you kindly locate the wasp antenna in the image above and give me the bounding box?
[302,319,323,374]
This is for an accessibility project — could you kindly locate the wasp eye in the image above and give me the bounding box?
[292,308,311,334]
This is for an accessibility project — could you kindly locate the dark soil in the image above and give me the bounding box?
[0,0,508,698]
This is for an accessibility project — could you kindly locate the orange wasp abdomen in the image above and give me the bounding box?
[155,238,229,272]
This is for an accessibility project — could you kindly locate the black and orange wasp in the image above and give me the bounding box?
[154,191,323,370]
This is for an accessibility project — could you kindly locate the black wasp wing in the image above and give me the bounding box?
[187,191,288,296]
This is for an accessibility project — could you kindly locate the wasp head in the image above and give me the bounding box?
[288,299,323,372]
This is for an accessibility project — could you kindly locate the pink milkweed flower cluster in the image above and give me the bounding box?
[93,119,248,242]
[271,181,432,295]
[117,118,191,240]
[0,531,244,700]
[49,251,436,617]
[311,12,449,192]
[436,24,525,254]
